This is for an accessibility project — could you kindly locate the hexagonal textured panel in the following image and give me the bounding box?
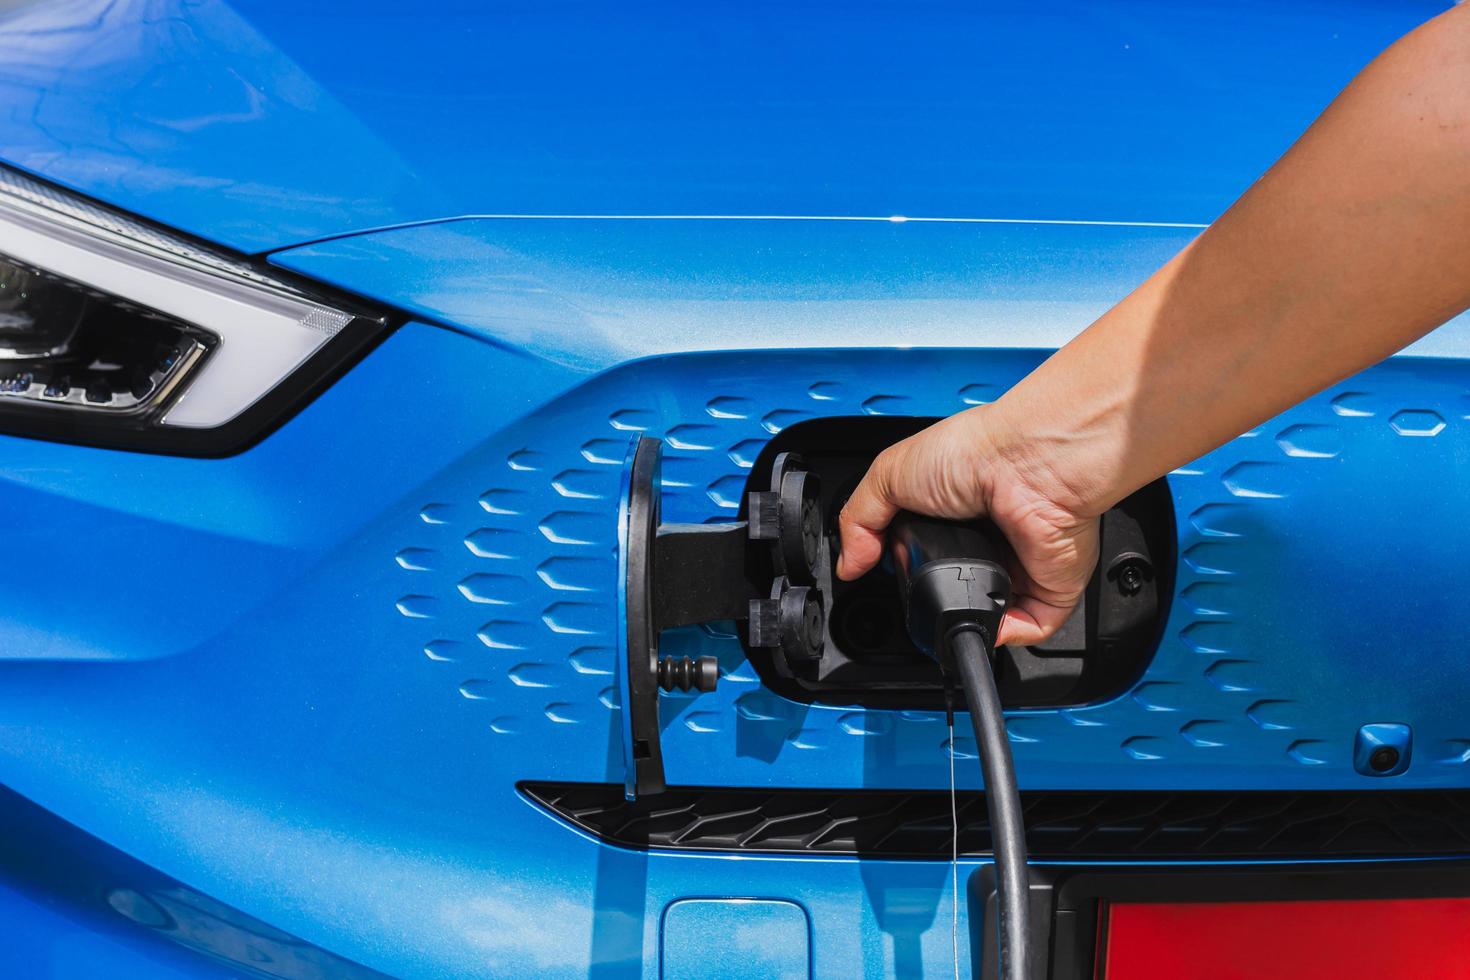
[389,350,1470,791]
[1275,423,1342,459]
[1389,409,1446,437]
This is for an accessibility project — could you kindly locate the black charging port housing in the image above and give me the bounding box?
[740,417,1175,710]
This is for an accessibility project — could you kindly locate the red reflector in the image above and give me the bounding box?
[1101,897,1470,980]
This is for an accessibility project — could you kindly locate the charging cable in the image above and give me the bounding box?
[889,513,1031,980]
[947,701,960,980]
[951,627,1030,980]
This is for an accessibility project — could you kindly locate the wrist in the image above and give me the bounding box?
[978,395,1118,522]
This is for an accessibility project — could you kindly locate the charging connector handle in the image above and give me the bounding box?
[890,516,1011,674]
[889,513,1030,980]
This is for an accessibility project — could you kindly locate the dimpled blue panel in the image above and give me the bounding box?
[387,349,1470,792]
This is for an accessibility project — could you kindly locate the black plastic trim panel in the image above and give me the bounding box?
[521,782,1470,860]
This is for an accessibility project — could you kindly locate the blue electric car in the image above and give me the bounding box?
[0,1,1467,977]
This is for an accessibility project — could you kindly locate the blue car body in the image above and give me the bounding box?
[0,1,1465,977]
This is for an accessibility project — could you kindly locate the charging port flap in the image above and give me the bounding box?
[619,437,833,798]
[619,437,732,798]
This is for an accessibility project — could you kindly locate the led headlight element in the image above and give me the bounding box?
[0,166,385,452]
[0,258,214,413]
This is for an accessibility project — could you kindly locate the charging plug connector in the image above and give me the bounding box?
[889,515,1010,668]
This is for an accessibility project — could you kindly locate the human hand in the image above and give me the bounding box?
[835,407,1100,647]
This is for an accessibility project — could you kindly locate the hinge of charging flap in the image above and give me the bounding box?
[652,523,752,631]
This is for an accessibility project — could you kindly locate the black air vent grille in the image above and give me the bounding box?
[521,782,1470,860]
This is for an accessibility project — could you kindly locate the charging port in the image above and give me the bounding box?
[619,420,1174,795]
[740,417,1174,710]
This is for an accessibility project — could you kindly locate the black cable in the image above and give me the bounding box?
[951,627,1031,980]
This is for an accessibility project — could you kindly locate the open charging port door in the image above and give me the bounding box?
[619,436,831,797]
[619,437,733,798]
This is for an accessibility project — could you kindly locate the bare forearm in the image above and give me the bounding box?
[838,6,1470,644]
[991,4,1470,516]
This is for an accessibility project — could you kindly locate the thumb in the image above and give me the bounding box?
[836,450,900,580]
[996,593,1079,648]
[995,553,1089,647]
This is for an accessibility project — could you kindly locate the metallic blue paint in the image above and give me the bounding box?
[0,783,388,978]
[272,216,1470,372]
[3,327,1470,977]
[1,2,1467,977]
[0,885,242,980]
[0,0,1450,253]
[661,899,810,980]
[272,217,1201,372]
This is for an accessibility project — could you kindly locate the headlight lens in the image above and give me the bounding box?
[0,257,214,412]
[0,165,387,453]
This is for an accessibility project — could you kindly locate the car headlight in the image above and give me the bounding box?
[0,165,388,454]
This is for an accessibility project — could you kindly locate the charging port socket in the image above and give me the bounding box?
[740,417,1175,710]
